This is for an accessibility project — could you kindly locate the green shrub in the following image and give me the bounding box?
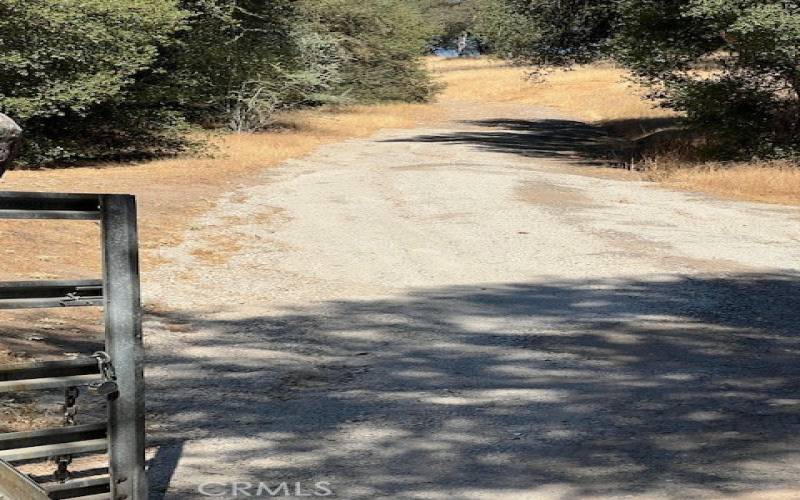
[614,0,800,159]
[473,0,619,64]
[0,0,187,165]
[0,0,437,164]
[415,0,480,50]
[473,0,800,160]
[168,0,437,131]
[302,0,440,103]
[162,0,300,131]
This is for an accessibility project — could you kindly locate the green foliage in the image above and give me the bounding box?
[170,0,437,131]
[0,0,187,164]
[614,0,800,158]
[474,0,800,159]
[472,0,620,64]
[0,0,437,164]
[415,0,479,48]
[302,0,439,103]
[163,0,299,130]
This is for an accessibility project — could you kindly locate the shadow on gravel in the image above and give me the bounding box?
[146,272,800,497]
[383,118,629,167]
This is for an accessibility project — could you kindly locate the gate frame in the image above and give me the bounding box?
[0,192,147,500]
[102,195,147,500]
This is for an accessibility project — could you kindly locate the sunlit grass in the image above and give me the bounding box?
[429,56,800,205]
[429,57,675,124]
[647,160,800,205]
[0,102,444,279]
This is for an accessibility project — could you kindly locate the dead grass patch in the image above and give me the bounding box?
[429,57,798,205]
[429,57,675,125]
[646,160,800,206]
[0,400,56,433]
[0,102,443,281]
[190,233,245,265]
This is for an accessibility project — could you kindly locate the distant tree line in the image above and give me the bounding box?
[472,0,800,160]
[6,0,794,165]
[0,0,438,165]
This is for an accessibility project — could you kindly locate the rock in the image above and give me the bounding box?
[0,113,22,176]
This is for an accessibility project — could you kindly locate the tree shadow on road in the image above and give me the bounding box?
[384,117,688,168]
[145,272,800,498]
[383,118,630,167]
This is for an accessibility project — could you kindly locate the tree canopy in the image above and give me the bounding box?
[473,0,619,64]
[615,0,800,158]
[0,0,437,164]
[473,0,800,159]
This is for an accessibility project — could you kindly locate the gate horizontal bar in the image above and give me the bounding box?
[0,423,106,452]
[0,438,107,462]
[0,357,99,382]
[0,374,101,393]
[0,192,101,220]
[45,475,110,499]
[0,279,103,309]
[0,459,50,500]
[68,494,111,500]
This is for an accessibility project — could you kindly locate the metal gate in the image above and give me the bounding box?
[0,192,146,500]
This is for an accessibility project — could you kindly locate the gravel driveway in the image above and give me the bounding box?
[144,105,800,499]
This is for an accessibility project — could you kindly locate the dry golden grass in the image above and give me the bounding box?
[648,160,800,205]
[429,57,675,125]
[0,102,443,281]
[429,57,799,205]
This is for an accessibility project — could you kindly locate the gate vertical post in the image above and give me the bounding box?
[101,194,147,499]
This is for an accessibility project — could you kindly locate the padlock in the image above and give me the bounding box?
[88,380,119,396]
[89,351,119,397]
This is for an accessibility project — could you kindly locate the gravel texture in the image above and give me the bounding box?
[144,106,800,499]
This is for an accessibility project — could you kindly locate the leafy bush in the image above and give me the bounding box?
[0,0,438,164]
[473,0,620,65]
[168,0,437,131]
[302,0,440,103]
[207,3,352,131]
[473,0,800,160]
[0,0,187,164]
[614,0,800,159]
[415,0,480,50]
[161,0,300,131]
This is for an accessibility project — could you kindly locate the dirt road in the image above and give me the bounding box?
[144,105,800,499]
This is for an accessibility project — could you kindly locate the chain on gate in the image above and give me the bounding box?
[52,352,118,483]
